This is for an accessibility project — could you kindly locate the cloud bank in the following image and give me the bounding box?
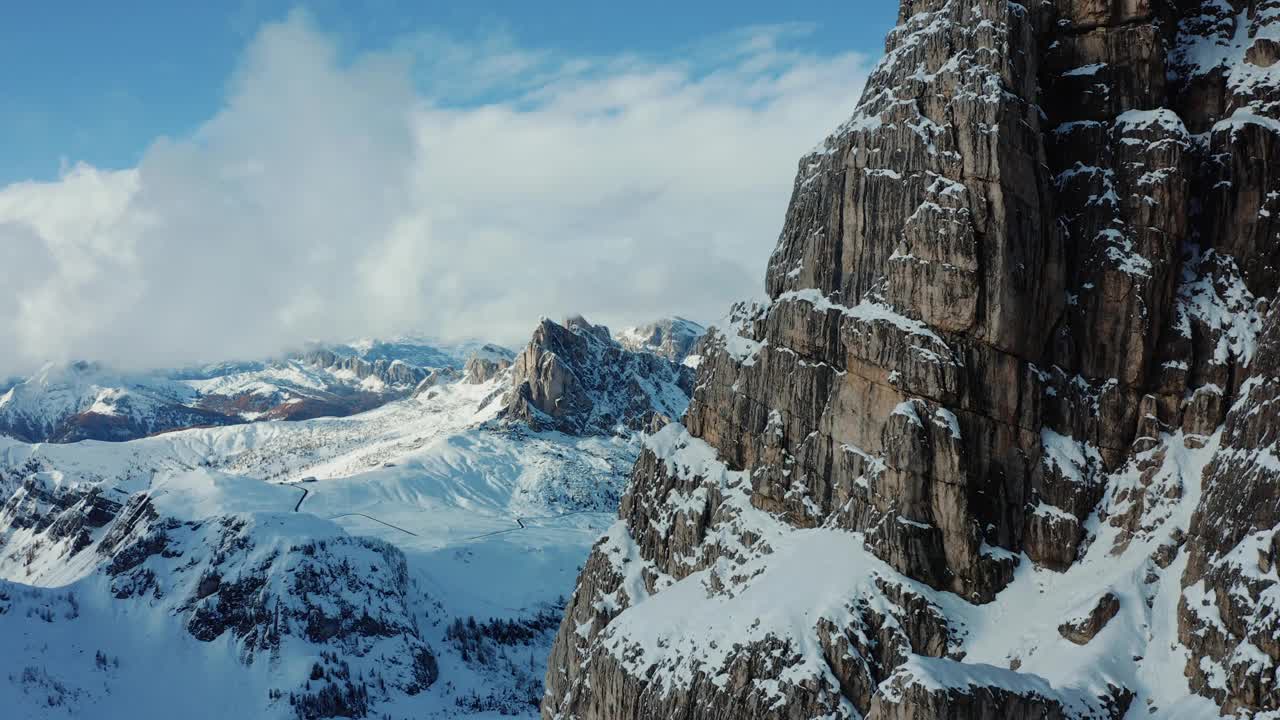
[0,12,871,375]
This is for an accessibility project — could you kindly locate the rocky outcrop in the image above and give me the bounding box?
[544,0,1279,718]
[105,499,437,689]
[616,317,707,364]
[1057,592,1120,646]
[504,316,693,436]
[0,473,122,563]
[411,367,457,397]
[462,344,515,384]
[868,658,1122,720]
[296,349,428,389]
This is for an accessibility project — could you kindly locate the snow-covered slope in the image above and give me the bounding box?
[0,318,690,719]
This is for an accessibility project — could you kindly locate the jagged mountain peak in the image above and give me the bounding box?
[616,316,708,363]
[503,315,694,436]
[462,344,516,385]
[558,314,613,342]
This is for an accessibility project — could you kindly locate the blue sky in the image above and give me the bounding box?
[0,2,895,374]
[1,1,897,185]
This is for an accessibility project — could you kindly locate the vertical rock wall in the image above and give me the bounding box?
[544,0,1279,717]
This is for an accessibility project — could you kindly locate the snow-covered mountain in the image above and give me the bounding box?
[0,361,237,444]
[0,316,692,719]
[0,339,491,443]
[615,317,706,364]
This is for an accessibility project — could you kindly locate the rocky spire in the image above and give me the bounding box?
[503,316,694,436]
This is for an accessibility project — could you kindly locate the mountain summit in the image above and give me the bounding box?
[616,317,707,364]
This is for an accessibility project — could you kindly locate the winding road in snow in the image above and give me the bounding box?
[323,512,421,537]
[455,510,600,542]
[286,482,419,536]
[291,485,309,512]
[285,479,599,542]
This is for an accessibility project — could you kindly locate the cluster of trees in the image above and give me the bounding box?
[93,649,119,670]
[442,608,566,712]
[285,650,395,719]
[289,679,370,720]
[445,605,563,662]
[12,666,75,708]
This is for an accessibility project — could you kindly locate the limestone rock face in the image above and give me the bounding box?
[1180,304,1280,715]
[504,316,693,436]
[544,0,1279,718]
[297,349,428,389]
[410,367,457,397]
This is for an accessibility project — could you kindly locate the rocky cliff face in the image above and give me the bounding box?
[1181,301,1280,714]
[544,1,1279,718]
[294,349,428,389]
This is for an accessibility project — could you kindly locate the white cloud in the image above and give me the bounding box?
[0,11,871,375]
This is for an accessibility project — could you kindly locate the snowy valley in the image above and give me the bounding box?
[4,0,1280,718]
[0,316,698,719]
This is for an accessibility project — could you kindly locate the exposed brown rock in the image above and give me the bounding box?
[411,367,457,397]
[1058,592,1121,645]
[1247,38,1280,69]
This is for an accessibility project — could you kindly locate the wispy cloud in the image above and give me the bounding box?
[0,10,871,375]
